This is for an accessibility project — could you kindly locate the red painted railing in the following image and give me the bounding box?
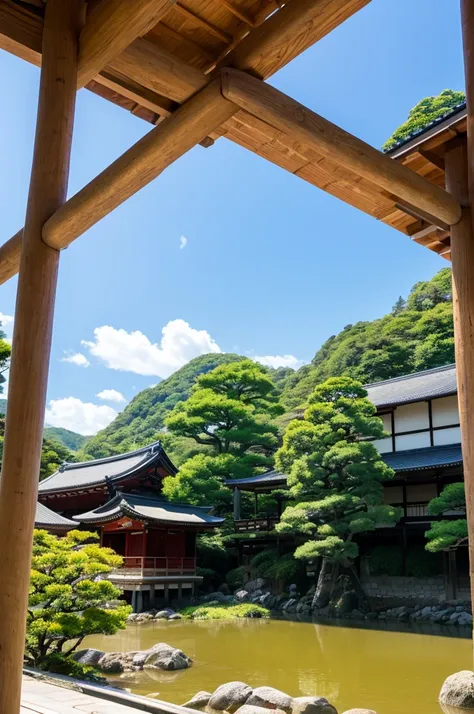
[117,557,196,575]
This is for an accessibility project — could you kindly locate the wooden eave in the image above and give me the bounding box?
[0,0,463,269]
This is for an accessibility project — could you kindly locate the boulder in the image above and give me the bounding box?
[341,710,377,714]
[209,681,253,712]
[440,671,474,709]
[145,643,192,671]
[236,590,250,602]
[245,578,266,592]
[155,610,171,620]
[97,652,128,674]
[246,686,293,713]
[72,648,104,667]
[291,696,338,714]
[236,706,286,714]
[169,613,183,620]
[183,691,213,710]
[132,651,149,667]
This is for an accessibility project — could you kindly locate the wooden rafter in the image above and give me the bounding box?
[77,0,176,88]
[221,68,462,227]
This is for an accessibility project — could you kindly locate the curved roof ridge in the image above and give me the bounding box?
[59,440,162,472]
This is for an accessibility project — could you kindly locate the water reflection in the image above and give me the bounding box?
[85,618,472,714]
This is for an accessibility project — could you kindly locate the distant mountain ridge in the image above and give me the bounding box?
[44,427,88,452]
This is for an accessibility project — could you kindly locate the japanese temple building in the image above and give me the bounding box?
[228,365,464,570]
[38,441,223,610]
[34,502,77,536]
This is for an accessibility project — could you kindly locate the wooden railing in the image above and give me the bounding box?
[234,516,279,533]
[114,557,196,576]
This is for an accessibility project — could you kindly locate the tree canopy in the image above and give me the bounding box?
[382,89,465,151]
[276,377,400,569]
[162,359,282,506]
[26,529,129,673]
[425,483,467,553]
[44,427,88,452]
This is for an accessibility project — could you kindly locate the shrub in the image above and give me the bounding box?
[38,653,106,683]
[250,550,299,584]
[180,603,269,620]
[226,566,246,591]
[406,544,443,577]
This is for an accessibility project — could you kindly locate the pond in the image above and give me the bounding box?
[86,618,472,714]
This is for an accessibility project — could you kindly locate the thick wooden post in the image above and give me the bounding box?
[445,139,474,621]
[0,1,80,711]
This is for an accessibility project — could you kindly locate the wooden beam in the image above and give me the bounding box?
[173,3,231,44]
[0,1,80,711]
[77,0,175,88]
[224,0,371,79]
[42,79,237,249]
[221,68,462,227]
[214,0,255,27]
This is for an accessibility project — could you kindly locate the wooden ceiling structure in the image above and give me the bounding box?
[0,0,473,711]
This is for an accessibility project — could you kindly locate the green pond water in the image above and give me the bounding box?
[86,618,472,714]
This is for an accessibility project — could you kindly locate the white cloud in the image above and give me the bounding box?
[61,351,90,368]
[253,354,306,370]
[179,235,188,250]
[45,397,117,435]
[96,388,126,404]
[82,319,221,378]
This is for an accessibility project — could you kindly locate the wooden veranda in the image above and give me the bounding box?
[0,0,472,711]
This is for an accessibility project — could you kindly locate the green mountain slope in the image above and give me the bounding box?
[282,268,453,409]
[82,353,244,459]
[44,427,88,452]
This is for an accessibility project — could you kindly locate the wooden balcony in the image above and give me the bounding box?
[234,516,279,533]
[113,556,196,577]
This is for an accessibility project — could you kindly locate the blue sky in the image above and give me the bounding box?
[0,0,464,435]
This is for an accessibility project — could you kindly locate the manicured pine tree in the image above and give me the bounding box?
[162,359,282,506]
[275,376,400,608]
[425,483,467,552]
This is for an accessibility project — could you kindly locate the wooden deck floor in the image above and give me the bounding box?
[21,674,170,713]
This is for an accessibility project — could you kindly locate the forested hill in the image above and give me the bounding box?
[83,268,453,459]
[82,353,244,458]
[282,268,453,408]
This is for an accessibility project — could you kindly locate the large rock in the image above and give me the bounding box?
[183,691,213,710]
[341,710,377,714]
[440,671,474,709]
[245,578,266,592]
[236,590,250,602]
[292,696,338,714]
[209,681,253,712]
[72,648,104,667]
[247,686,293,713]
[155,610,171,620]
[97,652,129,674]
[144,643,192,671]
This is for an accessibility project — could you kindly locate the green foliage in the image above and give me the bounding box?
[44,427,88,452]
[180,603,269,620]
[0,318,11,395]
[406,544,443,575]
[383,89,465,151]
[250,550,299,583]
[226,566,246,591]
[282,269,454,409]
[163,360,282,505]
[38,653,106,682]
[426,482,467,553]
[81,353,244,459]
[276,377,401,565]
[40,437,76,480]
[26,529,130,669]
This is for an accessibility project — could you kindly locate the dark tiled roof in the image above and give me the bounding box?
[38,441,177,494]
[225,470,288,490]
[365,364,456,409]
[225,444,462,490]
[383,444,462,473]
[35,502,76,530]
[74,492,224,528]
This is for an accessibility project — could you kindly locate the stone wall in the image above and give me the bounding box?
[362,575,446,605]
